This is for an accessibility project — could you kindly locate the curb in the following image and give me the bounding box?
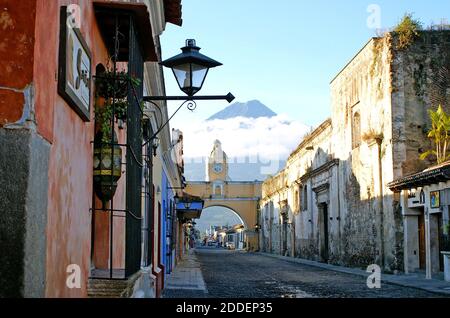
[256,252,450,297]
[163,250,209,297]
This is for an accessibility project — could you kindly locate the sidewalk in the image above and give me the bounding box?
[258,252,450,296]
[162,249,209,298]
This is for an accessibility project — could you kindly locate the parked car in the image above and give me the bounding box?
[226,242,236,250]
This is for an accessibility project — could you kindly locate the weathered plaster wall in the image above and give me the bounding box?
[0,0,45,298]
[391,31,450,179]
[330,37,396,269]
[32,0,112,297]
[0,0,36,128]
[260,33,450,272]
[261,121,334,260]
[387,31,450,270]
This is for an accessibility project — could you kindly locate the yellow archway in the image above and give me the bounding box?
[185,181,262,251]
[200,205,247,228]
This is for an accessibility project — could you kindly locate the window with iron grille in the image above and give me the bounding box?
[90,9,146,280]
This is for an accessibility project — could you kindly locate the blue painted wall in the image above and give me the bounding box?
[161,170,175,276]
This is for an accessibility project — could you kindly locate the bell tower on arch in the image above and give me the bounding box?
[207,139,229,182]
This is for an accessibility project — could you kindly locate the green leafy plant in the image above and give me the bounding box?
[94,68,142,142]
[94,104,114,144]
[444,222,450,235]
[394,13,422,50]
[420,105,450,164]
[96,70,141,99]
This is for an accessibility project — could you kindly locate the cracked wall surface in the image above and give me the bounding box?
[260,31,450,272]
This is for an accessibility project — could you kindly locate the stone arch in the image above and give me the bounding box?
[185,180,262,251]
[201,204,248,229]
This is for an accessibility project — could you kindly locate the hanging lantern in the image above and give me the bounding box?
[160,39,222,97]
[93,131,122,206]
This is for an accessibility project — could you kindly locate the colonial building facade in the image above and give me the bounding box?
[389,162,450,280]
[0,0,189,298]
[260,30,450,274]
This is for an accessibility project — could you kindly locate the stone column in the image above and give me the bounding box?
[402,190,421,274]
[425,207,432,279]
[0,128,50,297]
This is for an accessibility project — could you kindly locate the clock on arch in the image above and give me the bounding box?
[214,163,223,173]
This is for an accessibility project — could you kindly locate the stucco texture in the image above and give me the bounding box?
[0,0,36,126]
[32,0,112,297]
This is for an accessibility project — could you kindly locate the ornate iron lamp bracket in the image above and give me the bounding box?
[142,93,235,148]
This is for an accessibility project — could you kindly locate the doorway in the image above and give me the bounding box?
[418,213,426,270]
[320,203,329,263]
[282,217,288,256]
[438,213,444,272]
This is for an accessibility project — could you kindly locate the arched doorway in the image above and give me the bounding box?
[196,206,247,250]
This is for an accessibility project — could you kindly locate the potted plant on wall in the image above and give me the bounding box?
[93,67,141,208]
[95,68,141,121]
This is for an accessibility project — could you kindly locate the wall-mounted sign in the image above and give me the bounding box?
[407,188,425,208]
[58,6,91,121]
[430,191,440,209]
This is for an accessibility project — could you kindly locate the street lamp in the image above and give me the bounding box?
[142,39,235,148]
[161,39,222,97]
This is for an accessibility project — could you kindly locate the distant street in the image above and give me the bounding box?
[191,248,448,298]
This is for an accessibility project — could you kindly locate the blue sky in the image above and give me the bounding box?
[161,0,450,129]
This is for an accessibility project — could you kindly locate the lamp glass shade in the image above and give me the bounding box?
[161,39,222,97]
[93,131,122,204]
[172,63,209,97]
[191,64,209,90]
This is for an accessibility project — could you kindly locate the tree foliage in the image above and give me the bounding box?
[420,105,450,164]
[394,13,422,50]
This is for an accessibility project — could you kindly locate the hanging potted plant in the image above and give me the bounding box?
[95,67,141,121]
[92,65,143,207]
[95,69,138,99]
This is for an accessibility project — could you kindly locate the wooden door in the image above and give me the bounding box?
[418,214,426,269]
[320,204,329,263]
[438,214,444,272]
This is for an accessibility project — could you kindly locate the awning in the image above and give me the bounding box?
[175,193,204,221]
[93,1,158,61]
[388,161,450,192]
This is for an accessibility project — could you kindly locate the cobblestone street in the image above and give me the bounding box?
[191,248,450,298]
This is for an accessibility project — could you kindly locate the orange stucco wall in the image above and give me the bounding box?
[31,0,124,297]
[92,150,127,271]
[2,0,156,297]
[0,0,36,126]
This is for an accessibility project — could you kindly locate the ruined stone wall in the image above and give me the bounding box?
[391,31,450,179]
[388,31,450,271]
[289,123,333,262]
[260,194,281,255]
[330,37,397,270]
[261,121,333,261]
[260,31,450,273]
